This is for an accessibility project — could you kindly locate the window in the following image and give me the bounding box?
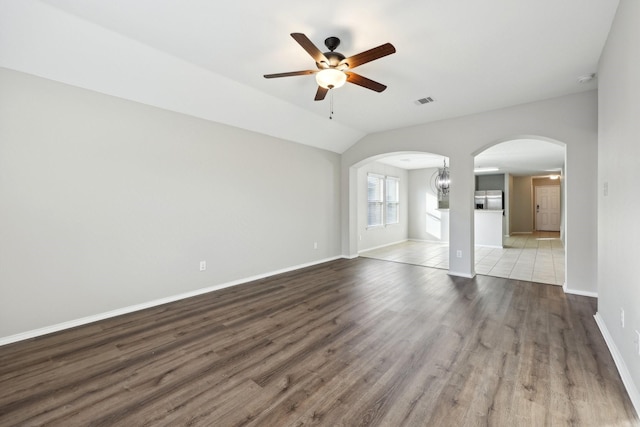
[367,174,400,227]
[385,176,399,224]
[367,174,384,227]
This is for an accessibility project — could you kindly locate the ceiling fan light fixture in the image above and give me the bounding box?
[315,68,347,89]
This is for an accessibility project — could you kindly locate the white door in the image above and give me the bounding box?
[535,186,560,231]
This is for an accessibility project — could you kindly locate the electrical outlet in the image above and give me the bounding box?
[199,260,206,271]
[635,330,640,356]
[456,250,462,258]
[314,242,318,249]
[621,308,625,328]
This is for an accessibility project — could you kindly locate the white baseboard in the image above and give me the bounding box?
[408,238,448,244]
[563,283,598,298]
[358,239,408,254]
[0,256,343,347]
[448,271,476,279]
[594,312,640,418]
[510,232,533,235]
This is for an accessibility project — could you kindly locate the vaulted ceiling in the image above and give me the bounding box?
[1,0,618,154]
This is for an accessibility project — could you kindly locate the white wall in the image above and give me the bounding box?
[342,91,598,289]
[597,0,640,411]
[356,162,408,252]
[0,68,342,339]
[408,167,447,242]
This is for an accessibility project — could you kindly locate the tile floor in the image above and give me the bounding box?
[359,231,565,286]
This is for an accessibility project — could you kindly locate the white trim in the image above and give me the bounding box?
[594,312,640,418]
[474,244,504,249]
[448,271,476,279]
[408,238,447,244]
[358,239,408,254]
[510,231,533,235]
[563,282,598,298]
[0,256,342,347]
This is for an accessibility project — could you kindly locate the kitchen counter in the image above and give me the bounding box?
[475,209,504,248]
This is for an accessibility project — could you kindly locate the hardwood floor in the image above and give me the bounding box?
[1,258,638,426]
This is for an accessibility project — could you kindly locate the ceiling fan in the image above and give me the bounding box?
[264,33,396,101]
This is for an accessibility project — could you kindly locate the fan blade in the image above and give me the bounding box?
[291,33,329,65]
[315,86,329,101]
[264,70,317,78]
[340,43,396,69]
[345,72,387,92]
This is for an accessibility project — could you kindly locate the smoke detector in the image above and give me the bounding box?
[577,73,596,84]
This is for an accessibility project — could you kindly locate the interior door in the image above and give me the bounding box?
[535,185,560,231]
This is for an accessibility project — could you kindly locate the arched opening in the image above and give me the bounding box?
[473,137,567,285]
[350,151,453,270]
[345,136,569,285]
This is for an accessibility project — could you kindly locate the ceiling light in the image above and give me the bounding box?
[474,167,499,173]
[549,175,559,180]
[316,69,347,89]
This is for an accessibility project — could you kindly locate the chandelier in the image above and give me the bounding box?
[434,159,450,197]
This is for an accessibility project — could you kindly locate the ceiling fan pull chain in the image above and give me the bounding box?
[329,90,334,120]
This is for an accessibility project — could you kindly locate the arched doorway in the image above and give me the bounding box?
[473,137,566,285]
[341,94,598,295]
[349,151,453,269]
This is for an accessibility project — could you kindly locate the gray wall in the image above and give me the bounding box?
[356,162,408,251]
[0,68,342,338]
[598,0,640,407]
[475,174,505,191]
[511,176,534,233]
[408,167,447,242]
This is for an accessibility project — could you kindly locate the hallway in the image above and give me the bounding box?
[359,232,564,286]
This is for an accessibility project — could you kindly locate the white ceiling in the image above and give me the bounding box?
[474,139,565,176]
[377,153,448,171]
[376,139,565,176]
[1,0,618,155]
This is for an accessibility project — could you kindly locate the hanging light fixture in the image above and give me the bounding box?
[435,158,450,196]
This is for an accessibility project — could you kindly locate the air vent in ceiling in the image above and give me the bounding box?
[415,96,435,105]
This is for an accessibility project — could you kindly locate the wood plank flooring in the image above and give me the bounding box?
[1,258,638,426]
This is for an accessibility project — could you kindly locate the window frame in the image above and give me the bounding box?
[367,173,385,228]
[366,173,400,228]
[385,176,400,225]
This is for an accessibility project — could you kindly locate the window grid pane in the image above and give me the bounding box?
[368,202,383,227]
[367,174,385,227]
[385,177,399,224]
